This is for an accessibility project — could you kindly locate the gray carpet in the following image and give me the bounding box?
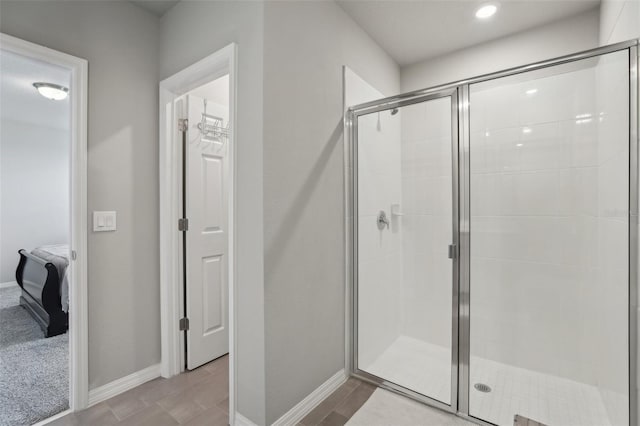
[0,285,68,426]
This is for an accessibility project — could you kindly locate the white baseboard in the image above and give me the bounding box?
[31,409,72,426]
[88,363,161,407]
[0,281,18,289]
[235,412,258,426]
[272,369,348,426]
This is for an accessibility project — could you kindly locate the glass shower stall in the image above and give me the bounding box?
[347,40,638,426]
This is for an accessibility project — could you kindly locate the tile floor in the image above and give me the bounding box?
[362,336,621,426]
[44,344,615,426]
[345,388,474,426]
[49,355,229,426]
[364,335,451,405]
[298,378,377,426]
[469,356,613,426]
[49,360,374,426]
[300,377,475,426]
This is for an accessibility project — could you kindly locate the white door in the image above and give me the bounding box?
[184,94,229,370]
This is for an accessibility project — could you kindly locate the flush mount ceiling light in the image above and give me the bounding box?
[475,3,498,19]
[33,82,69,100]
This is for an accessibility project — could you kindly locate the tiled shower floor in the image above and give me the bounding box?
[363,336,622,426]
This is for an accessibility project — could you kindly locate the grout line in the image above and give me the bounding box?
[99,358,228,425]
[314,380,364,425]
[334,383,376,420]
[194,399,208,411]
[104,404,120,424]
[108,395,151,422]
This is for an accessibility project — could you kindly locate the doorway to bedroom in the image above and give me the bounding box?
[0,47,72,425]
[0,34,88,426]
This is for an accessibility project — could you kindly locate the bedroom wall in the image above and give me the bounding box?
[0,1,161,389]
[0,120,70,283]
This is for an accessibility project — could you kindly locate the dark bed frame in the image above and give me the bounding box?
[15,249,68,337]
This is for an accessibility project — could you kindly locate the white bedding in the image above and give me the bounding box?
[30,244,69,312]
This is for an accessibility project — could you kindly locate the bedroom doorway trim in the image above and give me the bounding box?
[159,43,237,425]
[0,33,89,412]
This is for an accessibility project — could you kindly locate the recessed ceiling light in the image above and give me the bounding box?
[475,3,498,19]
[522,127,532,134]
[526,88,538,95]
[33,82,69,100]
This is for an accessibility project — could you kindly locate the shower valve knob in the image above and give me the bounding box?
[377,211,390,230]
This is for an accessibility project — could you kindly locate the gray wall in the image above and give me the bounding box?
[159,1,400,423]
[0,120,70,283]
[0,1,161,389]
[159,2,267,424]
[599,0,640,45]
[262,2,399,423]
[401,8,600,92]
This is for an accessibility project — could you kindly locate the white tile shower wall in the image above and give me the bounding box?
[469,52,631,425]
[346,69,404,370]
[469,66,603,385]
[400,98,453,350]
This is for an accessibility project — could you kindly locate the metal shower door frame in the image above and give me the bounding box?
[347,87,461,414]
[347,39,638,426]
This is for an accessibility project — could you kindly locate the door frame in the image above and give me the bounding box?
[0,33,90,412]
[346,39,639,426]
[159,43,237,423]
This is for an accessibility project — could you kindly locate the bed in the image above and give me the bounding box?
[15,244,69,337]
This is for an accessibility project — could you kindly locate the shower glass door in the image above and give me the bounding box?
[352,91,458,408]
[467,49,631,426]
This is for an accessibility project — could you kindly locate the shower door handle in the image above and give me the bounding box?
[448,244,457,259]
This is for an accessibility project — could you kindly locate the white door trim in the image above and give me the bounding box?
[159,43,237,425]
[0,33,89,411]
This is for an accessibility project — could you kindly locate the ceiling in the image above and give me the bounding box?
[336,0,600,66]
[130,0,180,17]
[0,50,71,129]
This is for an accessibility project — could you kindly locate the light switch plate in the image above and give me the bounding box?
[93,211,117,232]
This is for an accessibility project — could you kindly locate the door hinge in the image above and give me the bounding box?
[178,118,188,132]
[179,317,189,331]
[178,218,189,232]
[71,250,77,261]
[448,244,458,259]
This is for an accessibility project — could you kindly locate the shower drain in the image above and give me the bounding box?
[474,383,492,393]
